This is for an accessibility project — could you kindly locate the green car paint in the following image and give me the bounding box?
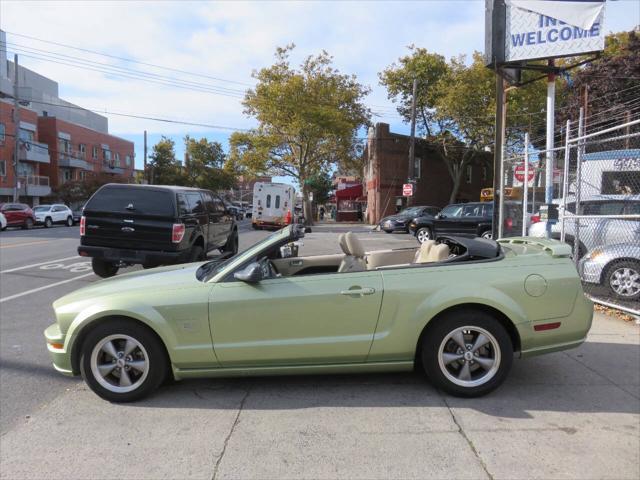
[45,227,593,385]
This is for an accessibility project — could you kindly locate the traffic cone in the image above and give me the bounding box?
[285,209,292,225]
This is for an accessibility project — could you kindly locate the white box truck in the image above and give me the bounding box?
[252,182,296,229]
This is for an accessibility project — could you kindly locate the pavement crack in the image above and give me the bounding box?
[440,393,494,480]
[562,351,639,399]
[212,388,250,480]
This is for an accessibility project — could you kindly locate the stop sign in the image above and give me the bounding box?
[514,163,534,183]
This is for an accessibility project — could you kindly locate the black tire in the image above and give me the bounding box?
[605,260,640,301]
[416,227,433,244]
[92,258,119,278]
[79,319,168,402]
[421,309,513,397]
[384,229,393,234]
[44,217,53,228]
[480,230,493,240]
[66,216,73,227]
[220,229,239,255]
[189,244,205,262]
[23,218,34,230]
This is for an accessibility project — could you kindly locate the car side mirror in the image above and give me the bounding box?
[234,262,263,283]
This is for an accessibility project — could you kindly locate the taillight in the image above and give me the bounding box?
[172,223,185,243]
[79,216,86,236]
[505,217,513,229]
[531,215,540,224]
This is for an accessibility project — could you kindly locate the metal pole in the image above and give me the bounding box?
[544,62,556,238]
[560,120,571,243]
[574,107,585,264]
[143,130,148,184]
[522,133,529,236]
[492,70,505,240]
[407,78,418,206]
[12,54,20,202]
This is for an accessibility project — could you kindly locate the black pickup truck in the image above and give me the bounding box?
[79,184,238,277]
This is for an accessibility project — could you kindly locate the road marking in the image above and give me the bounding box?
[0,256,81,274]
[0,272,94,303]
[0,240,53,249]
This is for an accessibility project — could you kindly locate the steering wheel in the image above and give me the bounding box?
[258,256,279,277]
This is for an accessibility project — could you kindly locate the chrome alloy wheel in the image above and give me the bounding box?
[609,266,640,298]
[417,228,432,243]
[437,326,501,388]
[481,231,493,239]
[90,334,150,393]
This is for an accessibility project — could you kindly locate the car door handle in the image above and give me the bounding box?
[340,287,376,296]
[289,260,303,266]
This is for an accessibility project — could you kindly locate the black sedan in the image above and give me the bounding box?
[379,206,440,233]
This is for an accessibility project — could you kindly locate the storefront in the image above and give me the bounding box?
[335,184,363,222]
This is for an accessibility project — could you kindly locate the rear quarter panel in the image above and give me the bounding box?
[369,253,583,361]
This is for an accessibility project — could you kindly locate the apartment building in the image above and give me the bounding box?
[0,29,134,205]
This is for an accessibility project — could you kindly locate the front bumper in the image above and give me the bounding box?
[44,323,74,376]
[578,256,605,285]
[381,221,407,232]
[78,245,189,265]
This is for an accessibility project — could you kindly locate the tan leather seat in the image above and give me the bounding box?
[415,242,450,264]
[338,232,367,273]
[413,240,436,263]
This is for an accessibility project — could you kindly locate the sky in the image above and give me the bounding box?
[1,0,639,184]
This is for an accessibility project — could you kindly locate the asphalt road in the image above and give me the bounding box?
[0,222,638,479]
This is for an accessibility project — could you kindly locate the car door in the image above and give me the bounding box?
[52,205,65,222]
[433,204,463,235]
[201,192,219,250]
[456,204,485,236]
[209,270,384,366]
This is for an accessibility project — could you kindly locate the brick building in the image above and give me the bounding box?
[363,123,493,225]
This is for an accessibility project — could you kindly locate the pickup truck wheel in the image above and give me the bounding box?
[416,227,432,244]
[66,216,73,227]
[44,217,53,228]
[189,245,205,262]
[80,320,167,402]
[422,310,513,397]
[92,258,119,278]
[220,229,239,255]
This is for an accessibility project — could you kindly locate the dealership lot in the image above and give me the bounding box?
[1,224,638,479]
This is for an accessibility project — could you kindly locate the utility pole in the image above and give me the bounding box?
[544,60,556,238]
[143,130,148,184]
[492,71,506,239]
[12,54,20,202]
[407,78,418,206]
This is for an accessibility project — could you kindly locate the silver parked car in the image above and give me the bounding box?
[579,243,640,301]
[528,195,640,257]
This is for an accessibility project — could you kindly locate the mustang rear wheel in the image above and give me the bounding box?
[422,310,513,397]
[80,320,167,402]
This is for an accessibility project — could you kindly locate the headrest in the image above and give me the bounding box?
[345,232,366,258]
[416,243,450,264]
[414,240,436,263]
[339,233,350,255]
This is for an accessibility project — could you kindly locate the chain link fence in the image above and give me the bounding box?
[500,116,640,315]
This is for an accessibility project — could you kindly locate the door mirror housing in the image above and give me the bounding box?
[234,262,263,283]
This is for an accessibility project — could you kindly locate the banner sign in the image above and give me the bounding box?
[504,0,605,62]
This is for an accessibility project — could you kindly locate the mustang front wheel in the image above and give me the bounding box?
[422,310,513,397]
[80,320,168,402]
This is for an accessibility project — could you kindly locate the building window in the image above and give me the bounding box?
[466,165,473,184]
[0,123,5,142]
[58,138,71,154]
[114,152,120,166]
[125,154,132,167]
[103,149,111,161]
[92,146,98,159]
[79,144,86,158]
[414,157,421,179]
[0,160,6,176]
[79,170,87,181]
[60,169,74,183]
[20,129,35,142]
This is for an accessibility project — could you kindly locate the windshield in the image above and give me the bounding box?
[399,207,422,216]
[198,226,293,282]
[34,206,51,212]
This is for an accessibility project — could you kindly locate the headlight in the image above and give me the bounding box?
[586,248,603,261]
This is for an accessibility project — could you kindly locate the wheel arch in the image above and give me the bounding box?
[69,314,172,377]
[414,303,521,368]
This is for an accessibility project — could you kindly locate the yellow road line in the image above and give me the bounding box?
[0,240,53,249]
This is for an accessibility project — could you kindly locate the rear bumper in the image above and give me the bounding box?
[78,245,189,265]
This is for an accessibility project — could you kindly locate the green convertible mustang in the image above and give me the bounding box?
[45,225,593,402]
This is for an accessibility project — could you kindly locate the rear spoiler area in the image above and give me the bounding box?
[497,237,573,258]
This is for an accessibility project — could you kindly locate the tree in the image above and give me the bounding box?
[380,48,547,202]
[147,137,182,185]
[184,136,236,191]
[52,173,116,206]
[306,172,334,206]
[229,44,370,223]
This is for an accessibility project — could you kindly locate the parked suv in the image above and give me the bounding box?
[33,204,74,227]
[0,203,36,229]
[408,201,524,243]
[79,184,238,278]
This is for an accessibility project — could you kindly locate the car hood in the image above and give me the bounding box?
[53,262,203,309]
[380,214,411,223]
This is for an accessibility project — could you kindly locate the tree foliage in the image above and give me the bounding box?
[306,172,334,205]
[229,44,371,222]
[52,173,117,206]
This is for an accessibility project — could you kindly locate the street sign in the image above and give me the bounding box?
[402,183,414,197]
[514,163,535,183]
